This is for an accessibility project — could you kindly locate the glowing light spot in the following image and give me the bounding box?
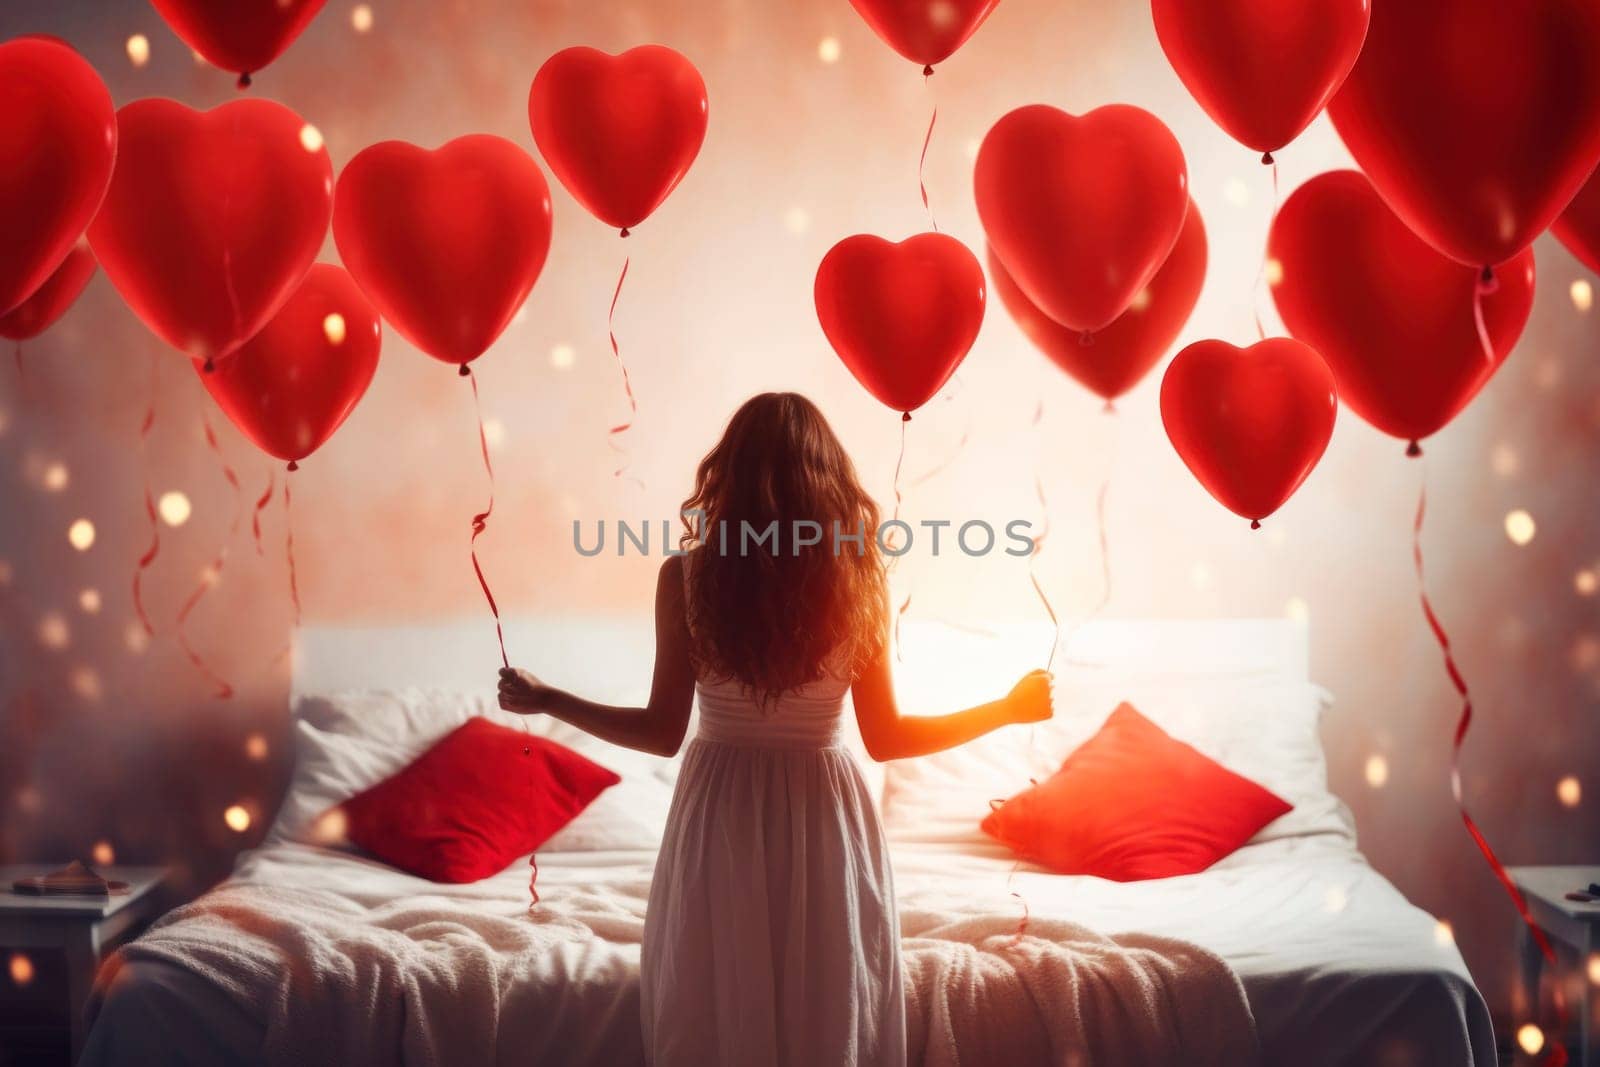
[818,37,841,63]
[1433,920,1453,945]
[125,622,150,654]
[91,840,115,866]
[1365,754,1389,788]
[1223,178,1251,207]
[0,560,11,586]
[1284,596,1309,623]
[784,206,811,235]
[299,123,324,153]
[79,588,102,614]
[38,613,70,650]
[223,805,252,833]
[1517,1024,1545,1056]
[126,34,150,68]
[1588,954,1600,985]
[1504,509,1536,547]
[1490,444,1519,478]
[1572,278,1594,313]
[482,418,506,448]
[351,4,374,32]
[42,462,69,491]
[158,491,192,527]
[309,807,349,845]
[1576,569,1597,597]
[70,666,102,702]
[1189,563,1213,591]
[322,312,346,345]
[550,344,576,370]
[68,518,95,551]
[1557,776,1582,807]
[1322,886,1347,913]
[1127,288,1152,313]
[1264,258,1284,286]
[245,733,269,761]
[9,954,34,987]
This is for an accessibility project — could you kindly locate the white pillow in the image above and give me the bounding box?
[881,675,1353,849]
[266,687,677,855]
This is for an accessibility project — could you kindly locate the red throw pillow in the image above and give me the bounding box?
[337,717,620,883]
[981,703,1292,880]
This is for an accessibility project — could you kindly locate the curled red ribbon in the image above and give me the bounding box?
[283,471,302,629]
[173,414,242,699]
[1413,476,1567,1065]
[919,71,939,232]
[1251,159,1282,342]
[1471,267,1498,366]
[464,366,509,670]
[252,469,275,556]
[607,256,644,488]
[132,353,162,637]
[1028,401,1062,671]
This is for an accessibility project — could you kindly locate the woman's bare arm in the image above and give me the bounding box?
[497,556,697,757]
[851,609,1051,762]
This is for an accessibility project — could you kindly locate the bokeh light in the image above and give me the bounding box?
[1557,776,1581,807]
[1572,278,1594,313]
[784,206,811,235]
[67,518,95,551]
[1283,596,1309,623]
[309,807,349,845]
[78,588,101,614]
[1490,443,1519,478]
[91,840,115,866]
[224,805,252,833]
[817,37,841,63]
[126,34,150,68]
[38,613,70,651]
[70,666,102,702]
[8,954,33,987]
[483,418,506,448]
[550,344,576,370]
[1517,1024,1545,1056]
[42,462,69,492]
[159,491,192,527]
[245,733,270,761]
[299,123,325,153]
[1588,954,1600,985]
[1433,920,1453,945]
[323,313,347,345]
[351,4,374,32]
[1576,569,1597,597]
[1504,509,1536,547]
[1365,754,1389,789]
[125,622,150,654]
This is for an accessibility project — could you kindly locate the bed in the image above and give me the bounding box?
[80,617,1496,1066]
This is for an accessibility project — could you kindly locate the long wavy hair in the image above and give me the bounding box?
[679,392,886,702]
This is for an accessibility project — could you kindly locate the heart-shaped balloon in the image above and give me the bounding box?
[333,135,552,367]
[1269,170,1535,453]
[0,37,115,316]
[1160,338,1336,527]
[989,197,1206,406]
[976,104,1188,333]
[1152,0,1369,158]
[1553,167,1600,276]
[149,0,329,84]
[845,0,1003,70]
[529,46,707,234]
[815,232,986,416]
[197,263,381,465]
[0,245,96,342]
[1327,0,1600,269]
[88,98,332,366]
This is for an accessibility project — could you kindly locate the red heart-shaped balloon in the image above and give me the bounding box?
[1553,167,1600,276]
[88,98,332,366]
[815,233,986,417]
[1160,338,1337,526]
[149,0,328,82]
[1269,170,1534,453]
[333,135,552,367]
[1152,0,1369,158]
[1327,0,1600,269]
[0,245,96,342]
[197,263,381,464]
[989,197,1206,406]
[529,46,707,234]
[845,0,1002,70]
[0,37,115,316]
[976,104,1188,333]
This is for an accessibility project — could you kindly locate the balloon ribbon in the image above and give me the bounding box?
[607,257,643,487]
[919,71,939,232]
[887,416,913,659]
[283,471,302,629]
[132,353,162,637]
[1472,268,1498,366]
[1028,402,1061,670]
[173,413,242,699]
[465,366,509,670]
[1413,476,1567,1066]
[252,469,275,555]
[1251,160,1281,341]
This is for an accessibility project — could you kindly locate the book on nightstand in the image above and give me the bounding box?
[10,860,130,897]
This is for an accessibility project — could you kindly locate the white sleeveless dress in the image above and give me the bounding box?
[640,651,907,1065]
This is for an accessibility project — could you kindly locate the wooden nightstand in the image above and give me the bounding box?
[1509,865,1600,1065]
[0,865,169,1062]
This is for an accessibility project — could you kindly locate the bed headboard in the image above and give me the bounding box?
[291,616,1309,705]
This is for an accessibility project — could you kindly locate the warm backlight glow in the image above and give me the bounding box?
[309,807,349,845]
[159,491,192,527]
[1517,1024,1545,1055]
[1557,776,1582,807]
[1572,279,1594,313]
[126,34,150,67]
[1364,754,1389,788]
[245,733,269,761]
[38,613,70,650]
[818,37,841,63]
[42,462,69,491]
[92,840,115,866]
[1588,955,1600,985]
[352,4,374,32]
[1504,509,1536,546]
[550,344,576,370]
[323,313,347,345]
[68,518,95,550]
[224,805,252,833]
[79,588,101,614]
[1576,569,1597,597]
[300,123,325,153]
[1264,258,1283,286]
[71,666,102,702]
[8,953,33,987]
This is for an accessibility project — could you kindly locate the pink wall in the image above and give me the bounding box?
[2,0,1598,1022]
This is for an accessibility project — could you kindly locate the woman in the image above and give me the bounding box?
[497,391,1052,1066]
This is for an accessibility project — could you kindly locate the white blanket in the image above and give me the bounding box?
[104,846,1255,1066]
